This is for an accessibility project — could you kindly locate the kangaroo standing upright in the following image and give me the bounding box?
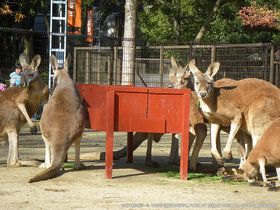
[29,54,86,183]
[189,59,280,167]
[0,53,49,166]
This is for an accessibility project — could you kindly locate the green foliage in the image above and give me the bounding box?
[138,7,174,41]
[0,0,49,28]
[148,167,248,185]
[138,0,280,44]
[62,163,75,169]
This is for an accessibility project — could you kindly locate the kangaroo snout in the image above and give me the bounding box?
[199,91,208,98]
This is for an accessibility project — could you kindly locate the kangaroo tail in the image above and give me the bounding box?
[28,164,62,183]
[29,150,66,183]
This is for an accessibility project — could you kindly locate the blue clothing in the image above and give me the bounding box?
[10,72,21,87]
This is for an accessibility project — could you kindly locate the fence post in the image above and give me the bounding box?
[73,48,77,82]
[189,42,193,60]
[269,43,275,84]
[113,46,118,85]
[264,45,269,81]
[97,53,101,84]
[108,56,112,85]
[159,46,164,87]
[211,45,216,63]
[85,51,90,84]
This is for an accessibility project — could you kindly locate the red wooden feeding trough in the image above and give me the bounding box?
[76,84,191,180]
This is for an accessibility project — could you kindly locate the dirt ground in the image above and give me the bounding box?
[0,123,279,210]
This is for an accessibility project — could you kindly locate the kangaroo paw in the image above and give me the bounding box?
[213,156,225,166]
[39,162,48,168]
[75,163,86,170]
[223,151,233,162]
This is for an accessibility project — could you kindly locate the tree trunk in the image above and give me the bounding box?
[121,0,137,85]
[40,0,50,40]
[24,34,32,63]
[193,0,223,44]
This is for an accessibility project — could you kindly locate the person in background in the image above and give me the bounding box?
[0,79,6,91]
[10,64,22,87]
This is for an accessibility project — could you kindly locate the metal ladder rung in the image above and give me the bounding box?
[50,32,67,36]
[52,1,67,4]
[52,17,66,21]
[51,49,65,52]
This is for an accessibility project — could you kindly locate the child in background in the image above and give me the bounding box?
[10,64,22,87]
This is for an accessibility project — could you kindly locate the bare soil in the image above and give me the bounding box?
[0,123,279,209]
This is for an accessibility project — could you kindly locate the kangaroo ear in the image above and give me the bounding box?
[50,54,59,71]
[188,59,201,76]
[64,54,71,71]
[30,55,41,71]
[184,59,195,73]
[206,62,220,78]
[19,53,28,66]
[169,67,176,79]
[170,57,180,68]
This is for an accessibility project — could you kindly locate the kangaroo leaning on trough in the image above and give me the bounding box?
[189,59,280,171]
[165,59,249,170]
[143,57,208,171]
[241,118,280,185]
[29,54,86,183]
[0,53,49,166]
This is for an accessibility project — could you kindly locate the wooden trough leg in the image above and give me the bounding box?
[180,131,189,180]
[105,91,115,179]
[180,93,191,180]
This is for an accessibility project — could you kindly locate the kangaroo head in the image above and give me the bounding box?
[189,60,220,98]
[50,54,71,87]
[19,53,41,87]
[165,57,192,89]
[244,160,259,183]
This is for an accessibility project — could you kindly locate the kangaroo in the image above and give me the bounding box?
[29,54,86,183]
[0,53,49,166]
[241,118,280,185]
[189,59,280,166]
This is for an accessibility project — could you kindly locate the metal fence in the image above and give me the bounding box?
[74,43,280,87]
[1,27,280,88]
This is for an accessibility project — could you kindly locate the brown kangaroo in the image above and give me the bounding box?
[189,59,280,167]
[0,53,49,166]
[241,118,280,185]
[29,54,86,183]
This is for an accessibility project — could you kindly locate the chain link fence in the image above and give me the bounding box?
[0,27,280,88]
[74,43,278,87]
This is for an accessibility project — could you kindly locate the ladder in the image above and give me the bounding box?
[49,0,67,89]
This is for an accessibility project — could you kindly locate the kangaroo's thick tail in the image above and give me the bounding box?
[28,164,62,183]
[29,150,66,183]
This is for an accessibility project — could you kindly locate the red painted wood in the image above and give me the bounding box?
[130,118,166,133]
[77,84,191,180]
[105,90,115,179]
[180,93,191,180]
